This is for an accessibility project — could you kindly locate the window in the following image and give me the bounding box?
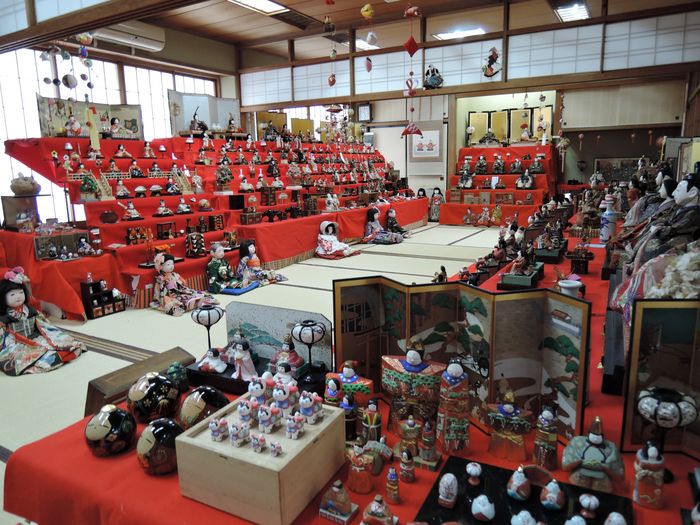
[56,56,121,104]
[35,0,109,23]
[0,0,28,37]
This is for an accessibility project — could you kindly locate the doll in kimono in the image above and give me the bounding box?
[151,253,216,316]
[206,243,238,293]
[363,208,403,244]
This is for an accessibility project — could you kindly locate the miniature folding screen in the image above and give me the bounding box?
[225,303,334,372]
[622,299,700,460]
[168,91,241,134]
[467,112,489,145]
[333,277,591,442]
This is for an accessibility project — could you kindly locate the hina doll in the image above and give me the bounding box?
[562,416,625,493]
[230,340,257,381]
[486,390,531,462]
[316,221,358,258]
[418,420,439,464]
[128,159,144,178]
[236,240,285,286]
[363,208,403,244]
[319,480,357,523]
[175,197,192,214]
[269,334,305,372]
[0,267,85,375]
[436,359,469,454]
[385,467,400,504]
[516,170,533,189]
[491,203,503,225]
[324,377,342,407]
[429,187,446,222]
[151,253,216,316]
[385,208,410,237]
[510,158,524,173]
[475,155,488,174]
[529,157,544,173]
[396,415,421,457]
[438,473,458,509]
[153,199,173,217]
[633,441,664,509]
[215,161,233,191]
[120,201,143,220]
[340,393,358,441]
[399,448,415,482]
[533,405,558,470]
[362,495,396,525]
[206,243,237,293]
[361,398,382,443]
[239,177,254,192]
[492,155,505,174]
[347,438,373,494]
[114,143,132,158]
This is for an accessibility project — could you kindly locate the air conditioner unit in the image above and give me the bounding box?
[94,21,166,52]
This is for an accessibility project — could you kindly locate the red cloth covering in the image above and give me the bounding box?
[238,213,327,263]
[0,230,128,319]
[448,188,546,204]
[438,203,540,226]
[448,176,548,192]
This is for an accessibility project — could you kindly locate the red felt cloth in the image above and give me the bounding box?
[0,230,128,319]
[439,203,540,226]
[447,188,546,204]
[4,241,699,525]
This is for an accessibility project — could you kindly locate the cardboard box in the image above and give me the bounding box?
[177,394,345,525]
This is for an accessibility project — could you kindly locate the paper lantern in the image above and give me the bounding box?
[191,304,225,349]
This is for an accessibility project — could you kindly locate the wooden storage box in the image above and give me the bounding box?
[240,212,263,225]
[177,395,345,525]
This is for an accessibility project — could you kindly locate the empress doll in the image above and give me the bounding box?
[362,208,403,244]
[151,253,217,316]
[429,187,445,222]
[0,267,84,375]
[236,241,286,286]
[316,221,358,258]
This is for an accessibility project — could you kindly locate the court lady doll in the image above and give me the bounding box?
[151,253,216,316]
[236,240,285,286]
[0,267,84,375]
[633,441,665,509]
[128,159,144,178]
[363,208,403,244]
[429,187,445,222]
[269,334,305,372]
[347,438,373,494]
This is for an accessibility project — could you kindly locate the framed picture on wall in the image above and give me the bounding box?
[409,121,443,163]
[593,158,639,182]
[357,104,371,122]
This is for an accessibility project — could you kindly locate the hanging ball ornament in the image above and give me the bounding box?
[328,73,336,87]
[83,58,93,68]
[87,82,94,89]
[43,77,52,84]
[39,51,50,61]
[347,108,355,117]
[52,78,61,86]
[61,50,71,61]
[361,3,374,20]
[62,74,78,89]
[80,73,88,81]
[366,31,378,46]
[75,32,93,45]
[79,46,89,59]
[365,57,373,72]
[539,94,546,104]
[329,48,337,60]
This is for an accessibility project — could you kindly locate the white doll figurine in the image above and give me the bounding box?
[231,340,257,381]
[198,348,227,374]
[208,418,228,441]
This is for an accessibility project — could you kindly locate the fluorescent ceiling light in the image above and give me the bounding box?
[227,0,289,15]
[347,39,379,51]
[555,3,590,22]
[432,28,486,41]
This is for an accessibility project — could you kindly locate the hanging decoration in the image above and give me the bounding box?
[648,129,653,145]
[329,47,337,60]
[405,71,417,97]
[556,136,571,172]
[402,71,421,137]
[327,73,336,87]
[323,15,335,33]
[424,64,443,90]
[365,57,373,72]
[401,118,422,137]
[557,93,565,137]
[482,47,501,78]
[366,31,378,46]
[596,134,601,144]
[539,93,546,105]
[361,3,374,20]
[522,92,529,109]
[75,32,93,45]
[630,131,636,143]
[404,4,422,17]
[578,133,584,151]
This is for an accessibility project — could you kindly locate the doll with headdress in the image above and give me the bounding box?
[150,253,217,316]
[0,267,84,375]
[235,240,286,287]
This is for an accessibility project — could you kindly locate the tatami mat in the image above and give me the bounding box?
[451,228,503,248]
[301,252,462,278]
[276,263,428,290]
[360,241,483,262]
[402,225,483,245]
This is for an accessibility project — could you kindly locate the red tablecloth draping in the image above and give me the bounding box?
[449,174,549,191]
[0,230,128,319]
[5,241,699,525]
[449,188,546,204]
[438,203,539,226]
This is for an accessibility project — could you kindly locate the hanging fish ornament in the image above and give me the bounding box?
[365,57,373,72]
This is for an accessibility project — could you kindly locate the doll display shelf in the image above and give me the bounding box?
[414,456,634,525]
[176,393,345,525]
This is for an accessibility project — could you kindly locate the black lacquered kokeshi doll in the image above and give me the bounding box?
[84,404,136,457]
[136,418,183,475]
[127,372,180,423]
[178,385,229,429]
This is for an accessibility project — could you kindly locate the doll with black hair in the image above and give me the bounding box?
[429,187,445,222]
[416,188,427,199]
[0,267,84,375]
[363,207,403,244]
[386,208,410,238]
[236,240,286,286]
[316,220,358,258]
[633,440,665,509]
[150,253,217,316]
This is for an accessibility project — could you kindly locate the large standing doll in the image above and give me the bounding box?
[151,253,217,316]
[236,240,286,286]
[362,207,403,244]
[0,267,84,375]
[429,187,446,222]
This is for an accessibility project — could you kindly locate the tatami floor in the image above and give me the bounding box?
[0,224,498,524]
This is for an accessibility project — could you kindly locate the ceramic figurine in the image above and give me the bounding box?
[579,493,599,519]
[471,494,495,522]
[347,438,374,494]
[166,361,189,394]
[540,479,565,510]
[236,399,255,425]
[385,466,401,504]
[299,391,324,424]
[324,377,342,406]
[397,415,422,457]
[229,421,250,447]
[691,503,700,525]
[268,362,297,388]
[136,418,183,475]
[251,433,266,453]
[0,268,85,376]
[285,413,304,439]
[428,188,446,222]
[438,472,458,509]
[507,465,531,501]
[269,334,305,372]
[340,393,358,441]
[487,390,532,461]
[361,495,396,525]
[466,462,482,485]
[247,376,273,406]
[564,517,586,525]
[178,385,228,429]
[209,417,229,441]
[206,243,237,294]
[231,339,257,381]
[319,480,358,524]
[151,253,216,316]
[562,416,625,493]
[633,441,665,509]
[418,420,439,464]
[510,510,537,525]
[316,221,358,258]
[399,448,415,482]
[361,398,382,443]
[269,441,283,456]
[604,512,628,525]
[85,404,137,457]
[363,207,403,244]
[127,372,180,423]
[533,405,558,470]
[436,359,470,453]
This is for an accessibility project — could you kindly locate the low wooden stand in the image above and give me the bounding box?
[497,271,539,290]
[177,394,345,525]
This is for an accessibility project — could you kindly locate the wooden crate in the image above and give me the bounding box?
[177,394,345,525]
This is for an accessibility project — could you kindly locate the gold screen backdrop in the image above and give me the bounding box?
[491,111,508,142]
[468,112,489,145]
[256,111,287,137]
[291,118,314,136]
[533,106,554,141]
[509,108,532,141]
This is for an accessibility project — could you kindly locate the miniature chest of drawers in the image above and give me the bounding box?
[177,394,345,525]
[239,211,263,225]
[260,186,277,206]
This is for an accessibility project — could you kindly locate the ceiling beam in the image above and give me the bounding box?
[0,0,202,53]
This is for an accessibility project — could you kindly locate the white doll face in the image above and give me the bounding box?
[162,259,175,273]
[447,362,463,378]
[212,246,225,259]
[433,189,439,195]
[672,180,697,206]
[659,183,669,199]
[342,365,354,378]
[248,244,256,255]
[372,211,379,221]
[588,432,603,445]
[406,350,421,366]
[6,288,26,308]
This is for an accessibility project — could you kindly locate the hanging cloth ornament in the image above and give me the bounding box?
[366,31,378,46]
[328,73,336,87]
[578,133,584,150]
[539,93,546,106]
[75,32,93,45]
[325,0,335,4]
[402,120,422,137]
[403,35,419,56]
[324,15,335,33]
[405,71,417,97]
[365,57,373,72]
[79,46,89,59]
[404,4,422,17]
[482,47,501,78]
[61,49,71,61]
[648,129,653,145]
[62,74,78,89]
[330,47,337,60]
[361,3,374,20]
